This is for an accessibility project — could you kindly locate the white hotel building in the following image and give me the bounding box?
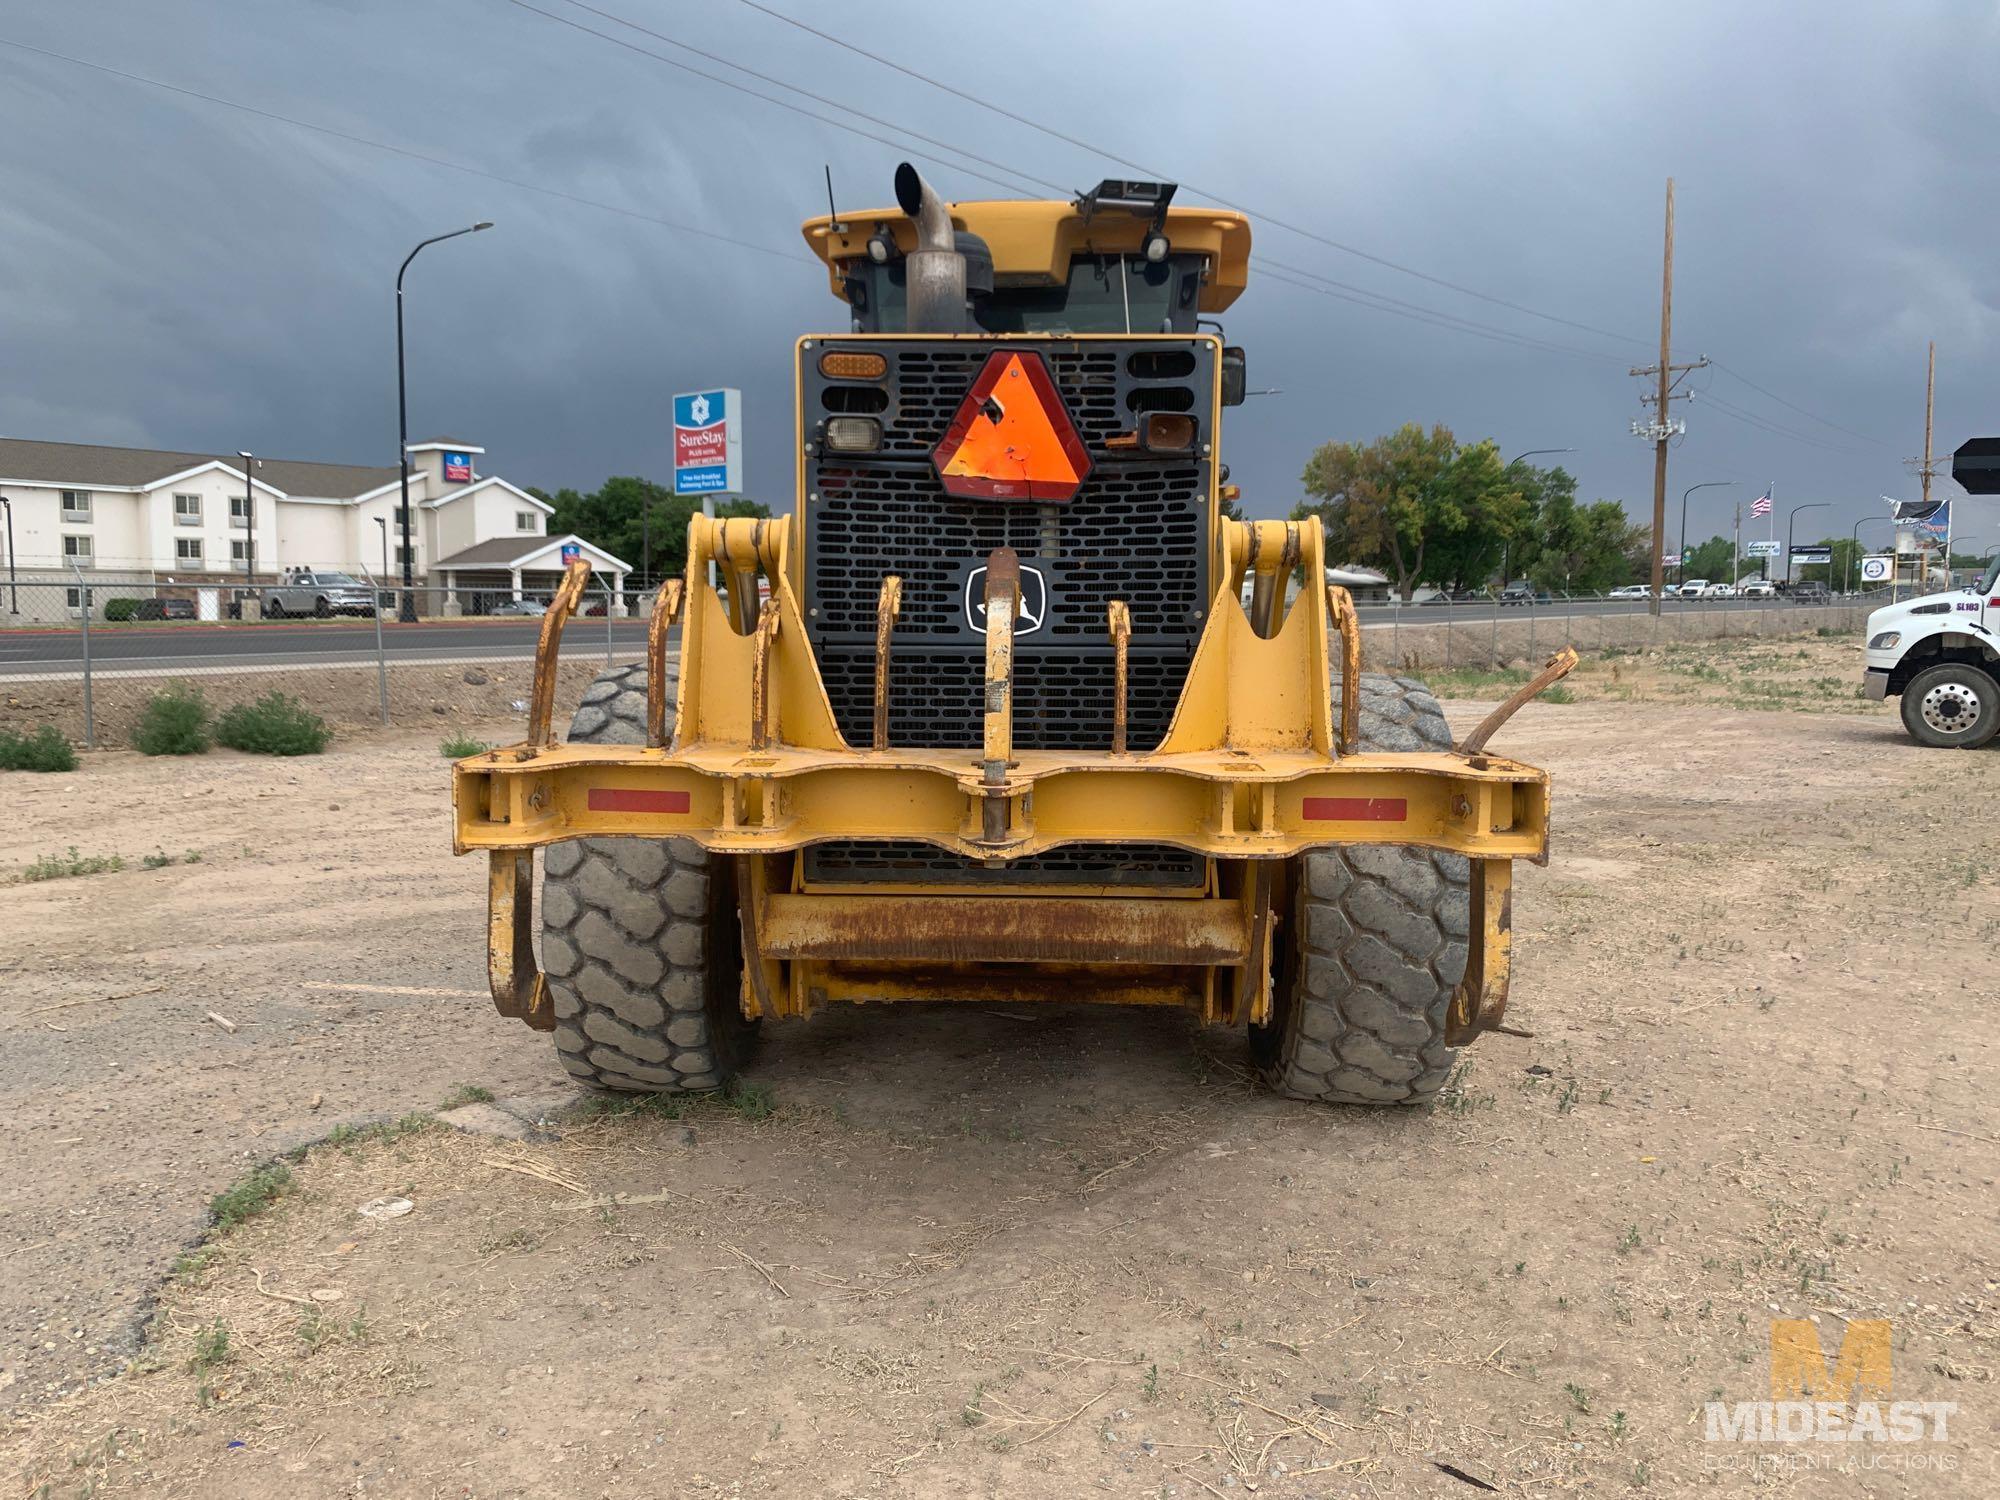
[0,435,629,621]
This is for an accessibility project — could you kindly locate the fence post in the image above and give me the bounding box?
[602,580,614,666]
[358,561,390,726]
[1527,600,1536,661]
[1392,602,1401,669]
[69,563,95,749]
[1444,604,1454,670]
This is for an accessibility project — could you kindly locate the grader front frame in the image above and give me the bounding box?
[452,511,1570,1064]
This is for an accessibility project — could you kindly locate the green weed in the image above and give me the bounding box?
[216,692,330,755]
[133,682,211,756]
[0,724,78,772]
[439,733,491,758]
[208,1162,292,1230]
[22,846,123,882]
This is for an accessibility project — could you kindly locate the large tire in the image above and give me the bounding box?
[1900,663,1999,750]
[541,663,757,1093]
[1251,674,1469,1105]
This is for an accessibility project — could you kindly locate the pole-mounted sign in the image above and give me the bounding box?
[673,388,743,496]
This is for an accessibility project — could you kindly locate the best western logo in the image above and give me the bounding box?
[1703,1320,1955,1443]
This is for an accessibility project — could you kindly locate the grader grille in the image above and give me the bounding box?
[802,337,1214,754]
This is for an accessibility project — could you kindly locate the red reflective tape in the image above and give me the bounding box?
[587,787,691,815]
[1302,796,1408,822]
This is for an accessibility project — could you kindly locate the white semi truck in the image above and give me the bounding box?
[1862,556,2000,748]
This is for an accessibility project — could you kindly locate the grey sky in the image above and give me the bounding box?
[4,0,1997,556]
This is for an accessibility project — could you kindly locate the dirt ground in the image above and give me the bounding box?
[0,634,1994,1497]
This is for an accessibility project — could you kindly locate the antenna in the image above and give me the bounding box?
[824,164,845,234]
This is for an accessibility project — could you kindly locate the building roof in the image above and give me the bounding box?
[0,436,395,499]
[432,533,632,573]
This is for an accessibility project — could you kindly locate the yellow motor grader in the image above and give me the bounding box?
[451,165,1570,1104]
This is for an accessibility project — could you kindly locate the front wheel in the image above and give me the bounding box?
[541,664,759,1093]
[1901,663,1999,749]
[313,596,330,618]
[1251,675,1469,1105]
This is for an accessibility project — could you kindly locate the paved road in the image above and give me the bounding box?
[0,597,1852,677]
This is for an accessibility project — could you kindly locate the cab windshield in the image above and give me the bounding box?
[1980,557,2000,595]
[315,573,361,586]
[855,253,1202,334]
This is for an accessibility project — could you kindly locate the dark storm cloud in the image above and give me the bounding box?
[3,0,1997,551]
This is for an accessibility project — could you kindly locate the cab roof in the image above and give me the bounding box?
[801,198,1252,312]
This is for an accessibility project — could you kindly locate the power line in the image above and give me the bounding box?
[501,0,1053,199]
[1256,263,1627,364]
[730,0,1649,351]
[1693,387,1878,457]
[1711,361,1892,448]
[524,0,1650,362]
[0,34,808,264]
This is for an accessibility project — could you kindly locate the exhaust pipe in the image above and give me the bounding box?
[894,162,966,334]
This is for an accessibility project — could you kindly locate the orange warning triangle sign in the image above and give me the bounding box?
[932,350,1093,502]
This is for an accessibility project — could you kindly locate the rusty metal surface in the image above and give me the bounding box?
[1456,648,1581,757]
[760,892,1249,965]
[793,959,1207,1012]
[872,575,902,751]
[1445,858,1513,1044]
[1229,859,1278,1026]
[526,558,591,748]
[1107,598,1132,756]
[980,547,1021,843]
[646,578,685,749]
[749,597,782,751]
[1326,583,1361,755]
[486,849,552,1030]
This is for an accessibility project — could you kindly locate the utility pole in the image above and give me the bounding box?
[1630,178,1710,616]
[1908,342,1941,588]
[1731,501,1741,594]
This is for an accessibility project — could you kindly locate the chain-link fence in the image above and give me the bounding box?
[1360,590,1876,675]
[0,573,640,749]
[0,571,1882,751]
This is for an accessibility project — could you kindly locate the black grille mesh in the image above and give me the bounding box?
[804,839,1205,888]
[818,649,1185,752]
[802,338,1209,755]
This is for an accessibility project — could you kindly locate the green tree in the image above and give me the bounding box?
[530,479,769,584]
[1679,534,1739,584]
[1518,496,1643,594]
[1293,424,1527,599]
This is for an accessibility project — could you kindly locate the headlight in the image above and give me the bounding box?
[823,417,881,453]
[1868,631,1900,649]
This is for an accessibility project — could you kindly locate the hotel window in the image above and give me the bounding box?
[230,494,252,527]
[176,537,204,564]
[61,490,92,521]
[231,540,251,564]
[63,534,94,562]
[174,492,202,525]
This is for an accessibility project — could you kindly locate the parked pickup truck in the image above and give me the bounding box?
[261,569,376,618]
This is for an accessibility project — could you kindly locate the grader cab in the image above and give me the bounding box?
[451,165,1572,1105]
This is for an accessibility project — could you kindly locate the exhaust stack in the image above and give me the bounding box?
[894,162,966,334]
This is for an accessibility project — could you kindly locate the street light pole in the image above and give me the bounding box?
[236,450,255,594]
[1678,481,1732,588]
[1786,502,1829,585]
[1850,515,1890,593]
[396,221,493,622]
[0,496,15,614]
[1501,449,1576,585]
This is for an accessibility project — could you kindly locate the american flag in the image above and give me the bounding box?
[1750,490,1773,517]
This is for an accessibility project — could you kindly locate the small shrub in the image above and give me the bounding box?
[22,846,122,881]
[189,1319,232,1372]
[439,1083,496,1110]
[217,692,330,756]
[134,682,211,756]
[439,733,490,758]
[104,597,139,623]
[0,724,78,772]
